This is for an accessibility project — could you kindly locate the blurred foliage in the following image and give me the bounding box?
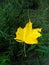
[0,0,49,65]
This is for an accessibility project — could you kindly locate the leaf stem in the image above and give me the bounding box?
[24,43,26,57]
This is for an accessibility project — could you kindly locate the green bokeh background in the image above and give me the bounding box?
[0,0,49,65]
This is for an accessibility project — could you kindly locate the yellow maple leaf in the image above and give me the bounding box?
[14,20,42,44]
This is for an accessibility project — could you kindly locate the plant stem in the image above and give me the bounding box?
[24,43,26,57]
